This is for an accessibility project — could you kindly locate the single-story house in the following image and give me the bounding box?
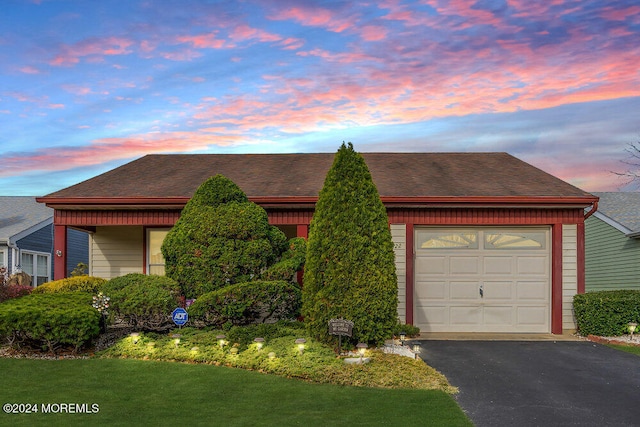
[585,192,640,291]
[37,152,598,334]
[0,196,89,286]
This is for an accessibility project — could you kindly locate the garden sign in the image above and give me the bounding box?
[328,318,354,354]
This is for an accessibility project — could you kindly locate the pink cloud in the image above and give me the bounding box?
[61,84,92,96]
[360,25,387,41]
[160,49,203,61]
[49,36,133,67]
[19,66,40,74]
[269,5,352,33]
[176,33,226,49]
[0,131,248,178]
[230,25,281,43]
[599,5,640,21]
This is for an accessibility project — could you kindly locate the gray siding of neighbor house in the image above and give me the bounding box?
[585,216,640,291]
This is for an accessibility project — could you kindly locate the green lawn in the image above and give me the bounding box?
[606,343,640,356]
[0,358,471,427]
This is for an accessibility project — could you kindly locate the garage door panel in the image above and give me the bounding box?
[414,227,550,333]
[450,306,481,325]
[415,305,447,329]
[517,256,548,275]
[450,257,479,274]
[450,281,480,299]
[483,281,513,300]
[516,306,548,325]
[415,281,447,299]
[483,306,514,325]
[516,281,547,300]
[415,256,447,274]
[483,256,513,274]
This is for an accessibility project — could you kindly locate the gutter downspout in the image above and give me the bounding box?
[584,200,598,220]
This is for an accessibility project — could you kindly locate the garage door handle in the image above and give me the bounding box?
[479,284,484,298]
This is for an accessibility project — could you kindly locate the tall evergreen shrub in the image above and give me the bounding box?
[302,143,398,345]
[162,175,289,298]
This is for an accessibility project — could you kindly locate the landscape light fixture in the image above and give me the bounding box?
[254,337,265,350]
[628,322,638,341]
[356,342,368,362]
[295,338,306,355]
[217,334,227,348]
[412,342,422,359]
[130,332,140,345]
[400,331,406,346]
[172,334,181,348]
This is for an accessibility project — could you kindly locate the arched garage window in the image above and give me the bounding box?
[485,230,546,249]
[417,230,479,249]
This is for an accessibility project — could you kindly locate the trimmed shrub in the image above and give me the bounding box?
[393,322,421,338]
[574,290,640,336]
[103,274,182,331]
[188,280,301,327]
[302,143,398,346]
[32,275,107,294]
[0,292,100,352]
[0,284,32,302]
[261,237,306,282]
[162,175,289,298]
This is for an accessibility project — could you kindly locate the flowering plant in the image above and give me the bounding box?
[92,292,110,315]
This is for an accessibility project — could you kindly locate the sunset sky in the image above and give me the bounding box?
[1,0,639,196]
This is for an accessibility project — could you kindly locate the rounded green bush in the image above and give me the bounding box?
[103,274,182,331]
[0,292,100,352]
[162,175,289,298]
[188,280,301,327]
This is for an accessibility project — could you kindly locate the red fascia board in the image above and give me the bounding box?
[36,195,598,208]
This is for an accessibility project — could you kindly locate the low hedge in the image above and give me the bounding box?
[188,280,301,327]
[0,292,100,352]
[103,274,182,331]
[573,290,640,336]
[32,275,107,294]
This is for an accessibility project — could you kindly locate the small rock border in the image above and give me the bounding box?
[587,334,640,347]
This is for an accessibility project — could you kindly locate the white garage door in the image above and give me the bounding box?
[414,227,550,333]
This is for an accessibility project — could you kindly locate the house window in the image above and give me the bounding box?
[0,250,5,268]
[20,251,50,286]
[417,230,479,249]
[147,228,170,275]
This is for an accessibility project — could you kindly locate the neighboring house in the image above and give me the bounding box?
[585,192,640,291]
[0,196,89,286]
[37,153,598,334]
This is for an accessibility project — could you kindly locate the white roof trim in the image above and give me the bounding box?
[8,217,53,244]
[592,211,636,237]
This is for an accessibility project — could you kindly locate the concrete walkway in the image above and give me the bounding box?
[419,340,640,427]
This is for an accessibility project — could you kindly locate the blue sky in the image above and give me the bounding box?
[1,0,639,196]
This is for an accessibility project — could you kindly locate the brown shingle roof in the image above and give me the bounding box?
[39,152,594,202]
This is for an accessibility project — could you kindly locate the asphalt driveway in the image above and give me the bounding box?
[420,340,640,426]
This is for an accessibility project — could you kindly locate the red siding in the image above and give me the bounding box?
[54,210,181,226]
[387,208,584,225]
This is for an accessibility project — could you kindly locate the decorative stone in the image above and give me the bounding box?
[344,357,371,364]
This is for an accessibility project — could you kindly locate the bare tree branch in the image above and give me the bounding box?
[610,140,640,189]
